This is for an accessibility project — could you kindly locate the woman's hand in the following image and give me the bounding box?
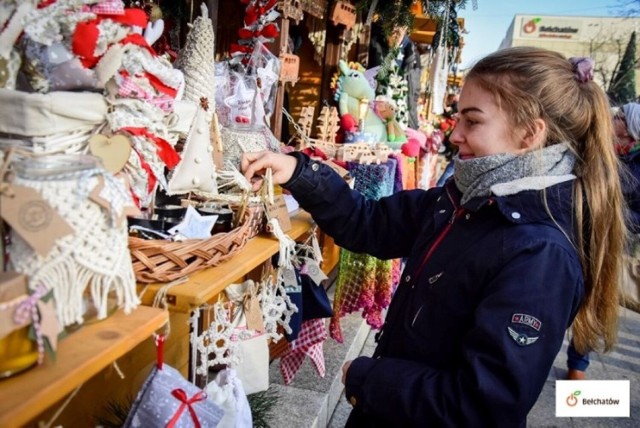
[241,151,298,191]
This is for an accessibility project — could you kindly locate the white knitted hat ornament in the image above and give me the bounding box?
[175,3,216,124]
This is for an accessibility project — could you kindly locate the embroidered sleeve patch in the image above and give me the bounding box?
[508,326,539,346]
[508,313,542,346]
[511,313,542,331]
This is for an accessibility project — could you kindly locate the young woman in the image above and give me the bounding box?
[242,47,625,427]
[567,101,640,379]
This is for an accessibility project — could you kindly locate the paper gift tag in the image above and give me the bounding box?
[0,185,74,256]
[302,257,329,284]
[282,267,299,290]
[89,176,141,228]
[37,297,62,354]
[279,53,300,85]
[265,195,291,233]
[88,134,132,174]
[245,294,265,333]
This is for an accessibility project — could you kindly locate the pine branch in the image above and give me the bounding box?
[248,388,281,428]
[95,396,134,428]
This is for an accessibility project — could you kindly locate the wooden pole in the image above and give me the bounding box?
[206,0,218,34]
[272,18,290,141]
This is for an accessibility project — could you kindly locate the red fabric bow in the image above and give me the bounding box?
[166,389,206,428]
[238,23,279,40]
[244,0,278,25]
[229,43,253,56]
[121,127,181,169]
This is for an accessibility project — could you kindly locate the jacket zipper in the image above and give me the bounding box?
[413,189,465,283]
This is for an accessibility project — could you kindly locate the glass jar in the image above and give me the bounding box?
[0,272,38,378]
[0,328,38,378]
[10,154,137,330]
[13,154,100,179]
[197,204,234,235]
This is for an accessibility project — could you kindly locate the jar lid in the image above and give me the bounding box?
[14,154,102,180]
[155,205,187,219]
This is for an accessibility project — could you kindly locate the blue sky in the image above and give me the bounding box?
[458,0,628,68]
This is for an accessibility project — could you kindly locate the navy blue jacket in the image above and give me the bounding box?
[283,153,584,427]
[620,151,640,233]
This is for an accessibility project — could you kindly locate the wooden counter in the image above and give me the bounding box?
[138,211,316,312]
[0,305,168,428]
[0,210,337,427]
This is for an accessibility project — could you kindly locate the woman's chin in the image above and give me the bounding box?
[459,154,475,160]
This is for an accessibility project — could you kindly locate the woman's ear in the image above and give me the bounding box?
[520,118,547,151]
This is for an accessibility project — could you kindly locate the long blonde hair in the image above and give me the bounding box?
[467,46,625,353]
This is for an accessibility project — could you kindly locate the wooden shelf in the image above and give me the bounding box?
[0,305,168,428]
[138,211,316,312]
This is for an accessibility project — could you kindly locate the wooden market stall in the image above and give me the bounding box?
[0,1,465,426]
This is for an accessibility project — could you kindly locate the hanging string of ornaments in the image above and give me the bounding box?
[230,0,281,65]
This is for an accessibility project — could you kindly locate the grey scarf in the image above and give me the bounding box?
[453,143,576,204]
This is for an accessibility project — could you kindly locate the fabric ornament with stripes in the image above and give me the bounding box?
[279,318,327,385]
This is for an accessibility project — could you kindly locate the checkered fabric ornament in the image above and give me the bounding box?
[279,318,327,385]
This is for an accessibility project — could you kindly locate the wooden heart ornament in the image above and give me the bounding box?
[88,134,132,174]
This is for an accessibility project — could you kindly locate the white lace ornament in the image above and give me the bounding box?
[195,303,240,376]
[9,173,139,327]
[257,275,297,340]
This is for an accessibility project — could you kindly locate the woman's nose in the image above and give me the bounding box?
[448,125,462,146]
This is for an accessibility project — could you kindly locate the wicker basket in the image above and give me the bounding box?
[129,205,263,283]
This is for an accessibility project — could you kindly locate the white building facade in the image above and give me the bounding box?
[499,15,640,93]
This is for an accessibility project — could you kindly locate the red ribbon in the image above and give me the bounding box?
[155,334,165,369]
[229,43,253,56]
[144,72,177,98]
[38,0,57,8]
[122,127,181,169]
[238,23,279,40]
[244,0,278,25]
[166,389,206,428]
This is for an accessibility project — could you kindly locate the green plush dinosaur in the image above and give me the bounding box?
[335,60,387,143]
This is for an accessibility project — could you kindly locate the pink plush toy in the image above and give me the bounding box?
[340,113,358,132]
[401,139,421,157]
[401,128,429,158]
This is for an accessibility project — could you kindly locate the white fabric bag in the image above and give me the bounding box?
[205,368,253,428]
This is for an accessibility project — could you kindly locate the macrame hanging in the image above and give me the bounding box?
[8,158,139,328]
